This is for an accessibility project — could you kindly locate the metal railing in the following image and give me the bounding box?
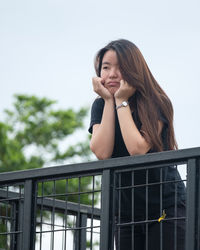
[0,147,200,250]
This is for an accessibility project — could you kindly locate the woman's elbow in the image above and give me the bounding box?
[90,142,112,160]
[96,153,111,160]
[128,142,150,156]
[129,149,146,156]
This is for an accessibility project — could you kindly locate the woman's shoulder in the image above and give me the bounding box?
[91,97,105,110]
[93,97,104,105]
[89,97,104,134]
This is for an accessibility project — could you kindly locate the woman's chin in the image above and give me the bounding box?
[108,87,119,95]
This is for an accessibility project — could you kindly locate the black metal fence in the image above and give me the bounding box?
[0,147,200,250]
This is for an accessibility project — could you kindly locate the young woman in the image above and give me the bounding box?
[88,39,186,250]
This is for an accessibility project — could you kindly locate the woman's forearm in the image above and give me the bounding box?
[116,101,151,155]
[90,99,115,160]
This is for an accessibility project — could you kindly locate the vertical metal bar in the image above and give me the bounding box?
[62,215,65,250]
[75,177,81,250]
[131,171,135,250]
[118,173,121,249]
[100,169,112,250]
[111,172,117,250]
[160,167,163,250]
[50,180,56,250]
[17,186,24,250]
[32,181,37,250]
[22,180,36,250]
[80,213,87,250]
[145,169,148,250]
[196,158,200,250]
[10,201,17,250]
[90,175,95,250]
[6,186,8,250]
[39,181,44,250]
[75,214,80,250]
[64,178,69,250]
[174,165,178,250]
[186,159,196,250]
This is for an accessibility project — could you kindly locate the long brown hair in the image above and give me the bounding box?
[94,39,178,152]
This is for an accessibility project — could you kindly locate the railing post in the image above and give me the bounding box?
[196,159,200,250]
[75,212,87,250]
[80,213,87,250]
[186,159,199,250]
[100,169,113,250]
[22,179,36,250]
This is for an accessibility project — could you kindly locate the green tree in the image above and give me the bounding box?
[0,94,91,172]
[0,94,96,202]
[0,95,100,248]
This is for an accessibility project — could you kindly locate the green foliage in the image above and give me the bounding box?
[0,94,92,172]
[0,203,10,249]
[0,224,8,249]
[0,94,100,248]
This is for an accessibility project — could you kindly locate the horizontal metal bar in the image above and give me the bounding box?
[115,178,186,190]
[37,189,101,198]
[0,189,23,200]
[35,225,100,234]
[0,147,199,184]
[37,197,101,218]
[0,231,22,235]
[116,216,186,226]
[0,189,101,218]
[114,160,187,173]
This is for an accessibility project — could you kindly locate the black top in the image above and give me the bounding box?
[89,98,186,219]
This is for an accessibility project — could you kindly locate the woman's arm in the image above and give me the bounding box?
[115,102,151,155]
[115,80,162,155]
[90,77,115,160]
[90,98,115,159]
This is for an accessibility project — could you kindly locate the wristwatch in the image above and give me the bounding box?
[116,101,129,110]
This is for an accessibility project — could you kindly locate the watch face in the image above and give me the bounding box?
[122,101,128,107]
[116,101,129,110]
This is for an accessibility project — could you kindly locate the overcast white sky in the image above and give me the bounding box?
[0,0,200,151]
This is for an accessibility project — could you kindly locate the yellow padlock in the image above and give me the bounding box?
[158,210,166,222]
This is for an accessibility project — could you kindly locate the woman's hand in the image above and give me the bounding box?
[92,77,113,100]
[114,80,136,102]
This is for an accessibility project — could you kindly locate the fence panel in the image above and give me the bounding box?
[0,183,24,250]
[0,147,200,249]
[114,164,188,250]
[35,173,101,250]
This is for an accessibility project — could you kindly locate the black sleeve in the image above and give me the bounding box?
[88,98,105,134]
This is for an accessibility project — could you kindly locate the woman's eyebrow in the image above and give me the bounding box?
[102,62,110,65]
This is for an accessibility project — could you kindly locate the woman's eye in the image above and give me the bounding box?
[102,66,109,70]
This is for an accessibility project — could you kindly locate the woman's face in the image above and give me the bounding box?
[100,50,122,95]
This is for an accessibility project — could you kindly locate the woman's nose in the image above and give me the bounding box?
[109,68,118,78]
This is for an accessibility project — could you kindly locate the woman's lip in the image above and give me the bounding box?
[108,82,119,87]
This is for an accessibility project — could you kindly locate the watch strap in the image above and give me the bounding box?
[116,101,129,110]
